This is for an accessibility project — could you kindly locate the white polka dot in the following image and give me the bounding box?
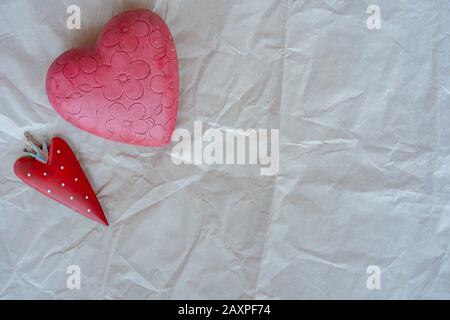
[27,173,31,177]
[85,196,89,200]
[87,209,91,213]
[43,172,47,176]
[74,178,78,182]
[57,150,61,154]
[70,196,74,200]
[60,166,64,170]
[61,183,65,187]
[47,189,51,193]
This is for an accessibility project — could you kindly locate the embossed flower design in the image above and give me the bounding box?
[102,11,149,52]
[150,70,177,107]
[56,49,97,79]
[106,102,151,141]
[47,77,82,116]
[95,51,150,101]
[147,15,177,61]
[149,29,167,49]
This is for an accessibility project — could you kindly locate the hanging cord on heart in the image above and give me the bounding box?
[23,132,48,164]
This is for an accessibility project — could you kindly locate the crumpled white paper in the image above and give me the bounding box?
[0,0,449,299]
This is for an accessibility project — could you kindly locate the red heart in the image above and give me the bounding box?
[46,9,179,147]
[14,137,109,225]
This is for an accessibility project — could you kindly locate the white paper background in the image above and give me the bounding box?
[0,0,449,299]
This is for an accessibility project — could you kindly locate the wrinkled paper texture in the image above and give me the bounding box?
[0,0,449,299]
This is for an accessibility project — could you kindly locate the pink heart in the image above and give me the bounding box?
[46,9,179,147]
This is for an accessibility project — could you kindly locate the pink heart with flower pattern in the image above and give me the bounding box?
[46,9,178,146]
